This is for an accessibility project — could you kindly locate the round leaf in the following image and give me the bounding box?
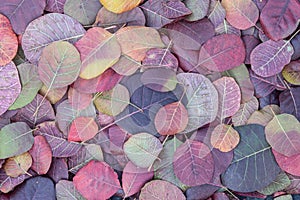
[185,0,209,21]
[265,114,300,157]
[222,0,259,30]
[45,0,66,13]
[73,161,120,200]
[56,180,84,200]
[198,34,246,72]
[210,124,240,152]
[232,96,259,126]
[68,117,98,142]
[273,150,300,176]
[75,27,121,79]
[173,140,214,186]
[177,73,218,133]
[3,153,32,178]
[28,136,52,175]
[0,122,33,159]
[139,180,185,200]
[250,40,294,77]
[38,41,81,89]
[100,0,142,14]
[222,124,281,192]
[154,101,188,135]
[22,13,86,64]
[0,62,21,115]
[0,14,18,66]
[258,172,291,196]
[124,133,163,168]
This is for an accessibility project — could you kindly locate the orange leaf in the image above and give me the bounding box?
[3,152,32,177]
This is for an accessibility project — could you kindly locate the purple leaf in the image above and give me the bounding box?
[45,0,66,13]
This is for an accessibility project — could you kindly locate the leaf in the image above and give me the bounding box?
[279,87,300,121]
[265,114,300,156]
[28,136,52,175]
[259,172,291,195]
[222,64,254,103]
[116,26,165,61]
[215,19,241,35]
[0,169,29,193]
[249,70,286,98]
[242,35,261,64]
[94,7,146,32]
[213,77,241,120]
[153,138,187,190]
[142,48,178,71]
[291,32,300,60]
[141,68,178,92]
[210,124,240,152]
[184,0,209,21]
[56,100,96,135]
[100,0,142,14]
[38,41,81,89]
[124,132,163,168]
[198,34,245,72]
[10,177,55,200]
[222,124,281,192]
[222,0,259,30]
[0,0,46,34]
[0,14,18,66]
[248,105,281,126]
[232,96,259,126]
[122,161,154,197]
[207,0,226,27]
[63,0,102,25]
[68,117,98,142]
[273,150,300,176]
[47,158,68,183]
[75,27,121,79]
[94,84,130,116]
[9,63,43,110]
[282,60,300,85]
[260,0,300,41]
[250,40,294,77]
[173,140,214,186]
[0,62,21,115]
[140,0,191,28]
[3,153,32,178]
[22,13,86,64]
[139,180,185,200]
[0,122,33,159]
[56,180,84,200]
[73,161,120,200]
[39,85,67,104]
[12,94,55,128]
[35,121,82,158]
[186,184,220,200]
[73,68,123,94]
[112,55,141,76]
[68,144,104,174]
[154,101,188,135]
[177,73,218,133]
[45,0,66,13]
[68,87,92,111]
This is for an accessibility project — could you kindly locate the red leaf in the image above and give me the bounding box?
[68,87,92,111]
[73,161,120,200]
[198,34,245,72]
[122,162,153,197]
[68,117,98,142]
[273,149,300,176]
[173,140,214,186]
[260,0,300,41]
[29,135,52,175]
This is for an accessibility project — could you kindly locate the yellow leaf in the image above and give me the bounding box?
[100,0,143,14]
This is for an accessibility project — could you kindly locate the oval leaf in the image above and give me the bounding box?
[173,140,214,186]
[273,150,300,176]
[265,114,300,157]
[250,40,294,77]
[38,41,81,89]
[28,136,52,175]
[100,0,142,14]
[73,161,120,200]
[0,122,33,159]
[56,180,84,200]
[198,34,245,72]
[222,0,259,30]
[3,152,32,178]
[124,133,163,168]
[139,180,185,200]
[282,60,300,85]
[75,27,121,79]
[154,101,188,135]
[68,117,98,142]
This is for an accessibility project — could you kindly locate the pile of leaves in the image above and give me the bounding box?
[0,0,300,199]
